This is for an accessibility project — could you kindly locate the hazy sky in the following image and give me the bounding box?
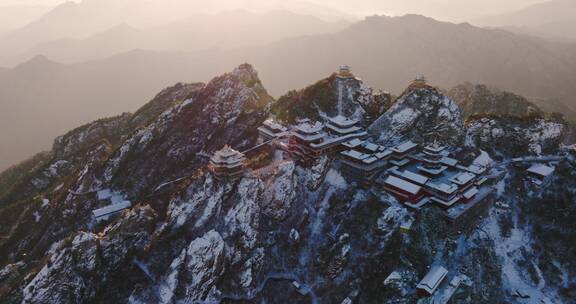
[0,0,547,22]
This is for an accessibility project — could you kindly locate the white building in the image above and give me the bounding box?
[416,266,448,297]
[527,163,555,185]
[93,201,132,221]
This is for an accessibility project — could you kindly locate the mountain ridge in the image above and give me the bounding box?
[0,10,349,66]
[1,14,576,170]
[0,63,574,303]
[477,0,576,42]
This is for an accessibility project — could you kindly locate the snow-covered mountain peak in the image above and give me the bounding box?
[369,86,464,146]
[272,70,391,124]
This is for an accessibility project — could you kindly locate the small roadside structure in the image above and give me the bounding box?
[292,281,309,295]
[494,201,510,210]
[526,163,555,185]
[93,201,132,221]
[399,218,414,234]
[384,270,403,286]
[416,266,448,297]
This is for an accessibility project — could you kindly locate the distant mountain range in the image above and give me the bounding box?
[1,10,349,65]
[0,0,352,60]
[1,14,576,170]
[477,0,576,42]
[0,4,52,31]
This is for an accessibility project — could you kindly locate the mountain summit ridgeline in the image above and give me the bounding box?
[0,64,575,304]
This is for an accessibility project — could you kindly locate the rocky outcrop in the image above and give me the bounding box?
[465,114,566,157]
[181,230,227,302]
[272,73,390,124]
[369,87,464,146]
[260,162,297,221]
[165,174,226,231]
[21,232,100,304]
[21,205,156,304]
[100,63,272,196]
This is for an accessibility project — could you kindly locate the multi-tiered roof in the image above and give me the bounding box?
[210,145,246,180]
[258,119,289,141]
[288,116,368,166]
[418,143,448,176]
[292,121,326,143]
[325,115,363,135]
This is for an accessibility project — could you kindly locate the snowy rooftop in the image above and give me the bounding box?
[527,164,555,177]
[341,150,370,161]
[424,144,446,153]
[362,156,379,165]
[97,189,113,201]
[310,132,367,149]
[214,145,243,158]
[343,138,365,148]
[449,172,476,185]
[401,170,429,185]
[262,119,288,132]
[426,181,458,195]
[93,201,132,219]
[292,132,326,143]
[440,157,459,167]
[465,164,487,175]
[463,187,480,200]
[294,122,324,134]
[211,146,245,165]
[384,271,403,285]
[325,124,363,135]
[363,142,381,152]
[417,266,448,295]
[258,126,288,139]
[384,176,422,195]
[375,150,393,159]
[390,158,411,167]
[327,115,359,128]
[393,141,418,154]
[430,195,461,207]
[418,165,448,176]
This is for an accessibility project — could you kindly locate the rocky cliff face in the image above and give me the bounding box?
[465,114,566,157]
[99,63,272,196]
[0,64,274,303]
[21,206,156,304]
[369,87,464,146]
[0,65,574,304]
[272,73,391,124]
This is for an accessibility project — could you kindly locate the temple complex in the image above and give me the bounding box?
[256,69,494,230]
[340,139,391,188]
[288,117,367,166]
